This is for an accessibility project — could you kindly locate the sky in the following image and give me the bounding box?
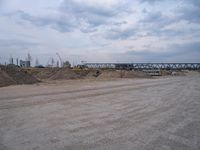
[0,0,200,66]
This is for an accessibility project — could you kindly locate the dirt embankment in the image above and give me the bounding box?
[0,65,39,87]
[32,68,150,80]
[33,68,92,80]
[2,65,193,87]
[98,70,150,79]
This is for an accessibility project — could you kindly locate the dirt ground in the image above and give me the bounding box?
[0,73,200,150]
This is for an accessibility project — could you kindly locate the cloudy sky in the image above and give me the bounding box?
[0,0,200,65]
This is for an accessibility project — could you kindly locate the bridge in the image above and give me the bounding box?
[84,63,200,70]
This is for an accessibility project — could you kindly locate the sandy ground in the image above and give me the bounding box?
[0,74,200,150]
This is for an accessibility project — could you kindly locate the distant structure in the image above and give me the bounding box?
[9,56,14,65]
[84,63,200,70]
[35,58,39,66]
[20,60,31,68]
[16,58,19,66]
[56,53,63,67]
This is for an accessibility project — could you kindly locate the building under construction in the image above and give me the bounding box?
[20,60,31,68]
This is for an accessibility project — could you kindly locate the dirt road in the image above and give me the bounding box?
[0,74,200,150]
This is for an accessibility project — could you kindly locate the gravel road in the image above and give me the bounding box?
[0,74,200,150]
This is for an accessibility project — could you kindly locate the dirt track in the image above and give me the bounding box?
[0,74,200,150]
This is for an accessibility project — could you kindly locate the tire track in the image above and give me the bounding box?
[0,79,181,110]
[0,79,166,101]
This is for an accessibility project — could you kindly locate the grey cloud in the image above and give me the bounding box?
[123,42,200,63]
[105,10,180,40]
[0,39,39,48]
[111,21,127,26]
[80,27,97,33]
[61,0,117,17]
[177,6,200,23]
[0,0,3,5]
[170,0,200,23]
[138,0,200,37]
[0,0,4,9]
[0,39,40,63]
[140,11,173,28]
[106,27,136,40]
[189,0,200,8]
[4,0,131,33]
[60,0,131,28]
[135,11,177,37]
[5,10,77,32]
[139,0,165,4]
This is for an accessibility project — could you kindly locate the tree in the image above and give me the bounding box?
[63,61,71,68]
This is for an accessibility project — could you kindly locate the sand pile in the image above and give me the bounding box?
[49,68,80,80]
[123,71,151,78]
[0,70,15,87]
[0,66,154,87]
[98,70,150,79]
[161,70,186,76]
[98,70,122,78]
[35,68,60,79]
[0,65,39,87]
[35,68,90,80]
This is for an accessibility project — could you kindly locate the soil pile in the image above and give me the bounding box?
[0,70,15,87]
[35,68,60,79]
[35,68,150,80]
[161,70,186,76]
[123,71,151,78]
[35,68,90,80]
[49,68,80,80]
[0,66,153,87]
[98,70,150,79]
[98,70,122,78]
[0,65,39,87]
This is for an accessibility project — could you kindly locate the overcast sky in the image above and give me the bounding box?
[0,0,200,65]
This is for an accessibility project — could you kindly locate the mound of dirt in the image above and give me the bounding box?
[98,70,122,78]
[35,68,60,79]
[0,65,39,87]
[0,70,15,87]
[85,69,101,78]
[49,68,80,80]
[98,70,150,79]
[123,71,151,78]
[36,69,151,80]
[35,68,90,80]
[161,70,186,76]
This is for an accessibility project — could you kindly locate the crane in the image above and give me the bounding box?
[56,53,63,68]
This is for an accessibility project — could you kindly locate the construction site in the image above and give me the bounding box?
[1,0,200,149]
[0,58,200,150]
